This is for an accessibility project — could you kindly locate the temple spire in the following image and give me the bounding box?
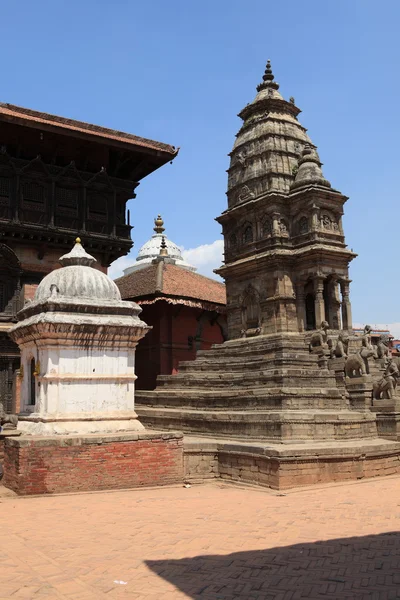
[257,59,280,92]
[291,144,331,190]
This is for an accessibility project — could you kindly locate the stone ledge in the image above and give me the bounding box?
[183,436,400,490]
[5,430,183,448]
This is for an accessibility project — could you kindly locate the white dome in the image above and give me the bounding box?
[35,240,122,303]
[137,233,183,262]
[123,216,197,275]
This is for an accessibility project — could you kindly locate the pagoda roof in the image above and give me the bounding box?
[0,102,178,159]
[115,261,226,312]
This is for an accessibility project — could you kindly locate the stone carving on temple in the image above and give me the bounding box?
[344,348,375,378]
[333,332,350,358]
[373,359,400,400]
[376,335,391,361]
[308,321,332,354]
[237,185,255,203]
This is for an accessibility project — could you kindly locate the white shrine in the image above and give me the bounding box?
[9,239,150,435]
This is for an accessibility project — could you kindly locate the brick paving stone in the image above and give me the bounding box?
[0,477,400,598]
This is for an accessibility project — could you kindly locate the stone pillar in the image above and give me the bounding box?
[295,282,306,332]
[272,212,280,236]
[314,277,325,327]
[311,204,319,231]
[340,279,353,330]
[330,278,342,330]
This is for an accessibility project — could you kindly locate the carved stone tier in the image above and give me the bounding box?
[136,333,377,443]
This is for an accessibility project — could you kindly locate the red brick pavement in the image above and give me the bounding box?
[0,477,400,599]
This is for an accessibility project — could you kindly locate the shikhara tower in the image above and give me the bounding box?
[216,60,355,338]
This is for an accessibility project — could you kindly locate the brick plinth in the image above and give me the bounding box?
[184,437,400,490]
[4,431,183,495]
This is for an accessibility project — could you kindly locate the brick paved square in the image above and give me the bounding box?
[0,477,400,598]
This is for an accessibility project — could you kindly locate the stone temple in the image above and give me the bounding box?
[135,61,400,489]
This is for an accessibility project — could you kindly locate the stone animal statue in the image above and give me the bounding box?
[333,332,350,358]
[0,413,18,428]
[309,321,332,353]
[344,348,375,378]
[376,335,391,360]
[373,360,399,400]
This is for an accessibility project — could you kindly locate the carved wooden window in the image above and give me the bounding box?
[0,177,10,206]
[55,186,78,216]
[87,192,108,222]
[22,181,46,211]
[243,225,253,244]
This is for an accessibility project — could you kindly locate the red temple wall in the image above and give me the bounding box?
[135,301,226,390]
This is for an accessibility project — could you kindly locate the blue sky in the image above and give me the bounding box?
[2,0,399,332]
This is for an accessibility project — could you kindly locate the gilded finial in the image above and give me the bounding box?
[75,237,81,244]
[159,236,168,257]
[154,215,165,234]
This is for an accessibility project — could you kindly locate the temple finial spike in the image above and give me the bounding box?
[154,214,165,234]
[257,58,279,92]
[159,235,168,257]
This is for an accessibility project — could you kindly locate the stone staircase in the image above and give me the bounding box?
[135,333,377,442]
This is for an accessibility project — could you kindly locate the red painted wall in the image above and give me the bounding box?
[135,301,226,390]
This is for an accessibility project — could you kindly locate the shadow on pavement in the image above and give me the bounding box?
[146,531,400,599]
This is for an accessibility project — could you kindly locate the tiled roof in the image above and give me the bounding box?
[0,103,178,156]
[115,261,226,307]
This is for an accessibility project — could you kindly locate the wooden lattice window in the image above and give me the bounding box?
[55,186,78,216]
[22,181,46,211]
[0,177,10,206]
[88,192,108,222]
[243,225,253,244]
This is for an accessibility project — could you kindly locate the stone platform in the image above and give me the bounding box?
[183,436,400,490]
[136,333,378,442]
[3,431,184,495]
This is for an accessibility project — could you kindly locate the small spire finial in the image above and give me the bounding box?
[159,235,168,257]
[263,59,274,82]
[154,214,165,234]
[75,237,81,244]
[257,59,279,92]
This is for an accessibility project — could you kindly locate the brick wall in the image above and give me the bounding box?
[4,432,183,495]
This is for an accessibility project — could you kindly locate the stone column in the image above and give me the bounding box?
[340,279,353,330]
[272,212,280,236]
[330,277,342,330]
[314,277,325,327]
[295,282,306,332]
[311,204,319,231]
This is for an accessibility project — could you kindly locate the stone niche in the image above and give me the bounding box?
[3,239,183,494]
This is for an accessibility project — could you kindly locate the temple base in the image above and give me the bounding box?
[184,437,400,490]
[4,431,184,495]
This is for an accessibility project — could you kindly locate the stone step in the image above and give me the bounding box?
[136,387,347,410]
[136,407,377,442]
[178,355,319,372]
[155,369,338,388]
